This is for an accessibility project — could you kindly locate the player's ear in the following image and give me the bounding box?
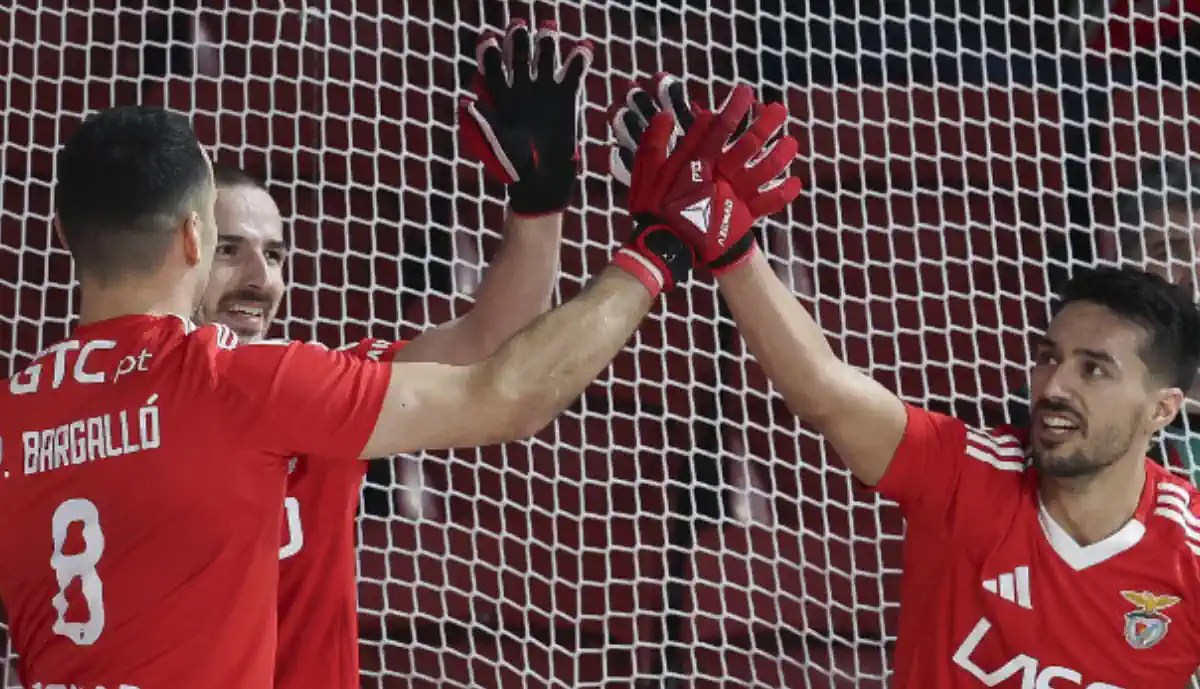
[1149,386,1184,434]
[53,215,69,252]
[180,211,202,268]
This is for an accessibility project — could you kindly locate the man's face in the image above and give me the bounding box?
[1028,301,1176,479]
[196,183,287,342]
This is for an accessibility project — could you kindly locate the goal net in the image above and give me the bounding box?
[3,1,1199,687]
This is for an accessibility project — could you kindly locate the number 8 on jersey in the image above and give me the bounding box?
[50,498,106,646]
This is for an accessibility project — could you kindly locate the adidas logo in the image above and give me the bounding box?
[982,565,1032,610]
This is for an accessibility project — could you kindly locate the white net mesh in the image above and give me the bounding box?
[4,1,1200,687]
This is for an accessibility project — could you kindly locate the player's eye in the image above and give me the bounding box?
[1083,361,1106,379]
[1033,350,1057,366]
[216,243,237,258]
[265,249,287,265]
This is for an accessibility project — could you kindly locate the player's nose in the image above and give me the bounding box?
[241,250,271,287]
[1041,367,1076,403]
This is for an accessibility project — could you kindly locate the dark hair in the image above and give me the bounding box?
[55,105,211,282]
[212,161,266,191]
[1116,157,1200,259]
[1053,265,1200,390]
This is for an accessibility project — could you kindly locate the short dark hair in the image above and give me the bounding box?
[55,105,211,282]
[212,161,265,191]
[1053,265,1200,390]
[1116,157,1200,259]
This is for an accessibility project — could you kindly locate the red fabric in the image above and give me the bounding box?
[275,338,408,689]
[0,317,389,688]
[873,405,1200,688]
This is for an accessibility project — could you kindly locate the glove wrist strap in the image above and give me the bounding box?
[611,221,694,298]
[707,233,758,276]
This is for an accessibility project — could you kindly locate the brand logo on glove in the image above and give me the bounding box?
[680,197,711,233]
[690,160,703,183]
[718,198,733,246]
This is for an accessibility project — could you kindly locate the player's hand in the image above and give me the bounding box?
[610,102,767,294]
[609,76,802,273]
[610,112,697,297]
[458,20,594,217]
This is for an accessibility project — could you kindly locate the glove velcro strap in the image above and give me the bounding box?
[612,223,694,297]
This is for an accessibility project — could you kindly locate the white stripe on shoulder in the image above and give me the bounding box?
[241,338,330,351]
[1152,508,1200,555]
[1152,481,1200,555]
[1158,481,1192,501]
[965,429,1026,472]
[967,430,1025,458]
[213,323,239,350]
[1156,487,1200,533]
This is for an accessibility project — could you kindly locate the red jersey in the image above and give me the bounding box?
[0,315,391,689]
[875,405,1200,688]
[275,337,408,689]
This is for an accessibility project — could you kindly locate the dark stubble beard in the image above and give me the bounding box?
[1032,411,1142,481]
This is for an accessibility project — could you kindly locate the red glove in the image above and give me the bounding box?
[610,112,697,297]
[610,77,802,274]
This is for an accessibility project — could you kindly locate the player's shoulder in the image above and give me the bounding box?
[189,328,333,362]
[959,421,1031,476]
[1146,462,1200,559]
[336,337,409,362]
[3,314,198,399]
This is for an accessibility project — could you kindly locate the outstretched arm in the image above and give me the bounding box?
[717,251,907,486]
[396,20,586,365]
[611,75,903,486]
[226,82,798,464]
[395,212,561,365]
[361,266,651,457]
[362,87,802,458]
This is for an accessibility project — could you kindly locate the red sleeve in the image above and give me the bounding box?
[338,338,410,363]
[873,404,1027,521]
[202,332,392,460]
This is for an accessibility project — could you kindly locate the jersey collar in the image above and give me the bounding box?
[1036,462,1154,571]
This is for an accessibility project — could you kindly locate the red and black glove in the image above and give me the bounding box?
[609,75,802,273]
[458,20,593,217]
[610,112,696,297]
[611,101,779,296]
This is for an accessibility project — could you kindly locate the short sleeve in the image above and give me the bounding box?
[204,335,392,460]
[338,338,410,363]
[873,404,1027,521]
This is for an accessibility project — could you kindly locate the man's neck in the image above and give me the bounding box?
[77,277,194,327]
[1039,456,1147,547]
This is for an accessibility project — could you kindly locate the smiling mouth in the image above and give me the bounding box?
[1035,411,1083,441]
[224,304,265,320]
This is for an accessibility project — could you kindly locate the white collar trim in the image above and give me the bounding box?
[1038,499,1145,571]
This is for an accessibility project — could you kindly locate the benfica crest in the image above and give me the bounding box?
[1121,590,1181,650]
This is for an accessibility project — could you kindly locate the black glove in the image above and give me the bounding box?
[610,74,698,188]
[458,20,594,217]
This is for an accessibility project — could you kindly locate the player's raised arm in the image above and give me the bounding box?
[612,76,901,486]
[717,254,906,486]
[361,98,800,458]
[397,21,586,365]
[216,93,797,461]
